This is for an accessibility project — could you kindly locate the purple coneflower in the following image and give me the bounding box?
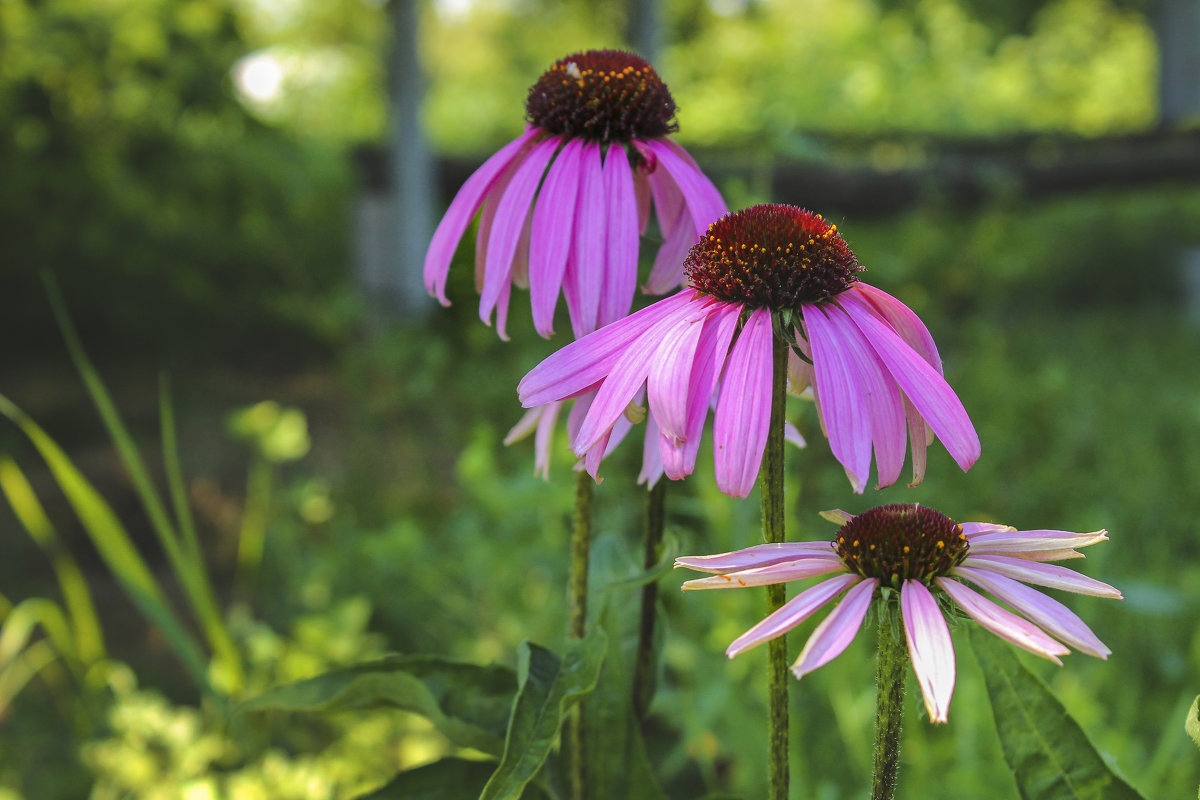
[424,49,726,340]
[675,504,1121,722]
[518,204,979,497]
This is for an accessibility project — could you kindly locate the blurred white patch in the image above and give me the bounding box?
[234,52,284,104]
[433,0,476,18]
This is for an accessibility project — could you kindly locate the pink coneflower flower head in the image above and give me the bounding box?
[518,204,979,497]
[424,49,727,340]
[676,504,1121,723]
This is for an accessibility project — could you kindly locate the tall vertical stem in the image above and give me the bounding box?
[568,469,593,800]
[633,479,667,719]
[763,335,789,800]
[871,608,908,800]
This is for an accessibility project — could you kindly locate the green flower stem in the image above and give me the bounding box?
[633,479,667,719]
[568,469,593,800]
[763,335,789,800]
[871,608,909,800]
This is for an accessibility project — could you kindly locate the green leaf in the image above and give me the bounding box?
[1187,695,1200,750]
[353,758,549,800]
[581,532,670,800]
[480,636,606,800]
[970,626,1147,800]
[241,655,517,756]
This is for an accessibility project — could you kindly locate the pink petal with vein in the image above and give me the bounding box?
[726,574,861,658]
[683,557,844,590]
[938,578,1068,664]
[805,303,871,492]
[966,529,1108,557]
[529,139,583,336]
[643,139,727,244]
[960,522,1016,537]
[479,138,558,327]
[953,567,1110,658]
[667,302,740,478]
[565,141,607,336]
[599,144,640,327]
[423,130,538,304]
[848,283,942,372]
[841,292,980,473]
[901,580,955,723]
[643,165,692,293]
[791,578,878,678]
[648,314,707,442]
[638,414,665,488]
[675,542,838,573]
[962,555,1122,598]
[713,308,774,497]
[533,401,562,479]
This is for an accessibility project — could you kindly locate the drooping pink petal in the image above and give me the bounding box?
[713,308,774,497]
[518,290,697,407]
[787,340,814,396]
[642,166,692,293]
[962,555,1123,599]
[565,390,595,444]
[533,401,562,480]
[598,143,640,327]
[903,397,931,487]
[675,542,839,574]
[529,138,583,336]
[804,302,872,492]
[641,138,727,245]
[791,577,878,678]
[937,578,1068,664]
[510,208,533,289]
[784,421,807,448]
[638,414,665,488]
[647,313,706,443]
[480,137,559,328]
[667,302,740,478]
[475,158,520,292]
[848,283,942,373]
[504,405,543,446]
[494,272,512,341]
[683,556,844,590]
[573,302,701,455]
[564,141,607,336]
[424,129,538,305]
[901,580,955,723]
[952,567,1111,658]
[840,292,981,473]
[582,402,635,482]
[726,574,861,658]
[812,301,908,488]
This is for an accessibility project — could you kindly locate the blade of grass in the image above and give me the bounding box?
[159,376,204,568]
[0,392,210,689]
[0,599,76,667]
[0,639,62,716]
[42,275,242,691]
[0,457,106,664]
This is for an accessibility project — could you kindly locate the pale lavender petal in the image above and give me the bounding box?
[787,336,813,395]
[510,209,533,289]
[952,567,1111,658]
[474,164,514,292]
[529,138,583,337]
[633,168,652,235]
[847,283,942,372]
[840,292,981,473]
[966,529,1108,556]
[904,397,930,487]
[675,542,839,574]
[784,421,807,449]
[598,143,639,327]
[638,414,665,488]
[962,555,1122,599]
[960,522,1017,537]
[726,574,861,658]
[582,405,635,482]
[713,308,774,498]
[683,557,845,590]
[503,406,542,446]
[494,273,512,341]
[518,290,698,407]
[566,141,606,336]
[565,390,595,444]
[648,314,706,442]
[532,401,562,480]
[938,578,1068,664]
[423,130,538,305]
[805,302,871,492]
[901,580,955,723]
[480,138,558,327]
[818,509,855,526]
[574,302,701,454]
[791,578,878,678]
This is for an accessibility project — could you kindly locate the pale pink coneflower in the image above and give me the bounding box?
[423,49,726,341]
[518,204,979,497]
[676,504,1121,722]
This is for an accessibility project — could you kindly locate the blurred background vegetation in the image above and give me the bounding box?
[2,0,1199,797]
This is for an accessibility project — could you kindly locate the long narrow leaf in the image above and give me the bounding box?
[480,636,607,800]
[0,457,106,664]
[353,758,548,800]
[0,599,76,666]
[970,626,1146,800]
[0,393,209,688]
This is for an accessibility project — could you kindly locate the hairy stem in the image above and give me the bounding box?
[871,607,908,800]
[568,469,593,800]
[633,479,667,719]
[764,335,789,800]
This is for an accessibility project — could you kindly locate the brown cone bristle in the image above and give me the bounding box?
[684,204,862,309]
[525,50,678,143]
[834,504,968,588]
